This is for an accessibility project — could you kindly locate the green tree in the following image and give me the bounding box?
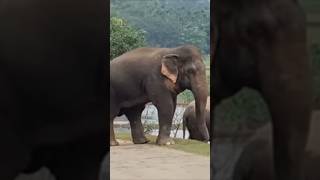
[110,16,146,60]
[111,0,209,54]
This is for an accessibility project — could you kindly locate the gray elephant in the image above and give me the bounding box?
[110,45,209,146]
[182,96,210,141]
[211,0,312,179]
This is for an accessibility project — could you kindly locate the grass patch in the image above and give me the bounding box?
[168,138,210,157]
[116,132,210,157]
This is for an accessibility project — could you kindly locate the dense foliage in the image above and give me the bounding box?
[111,0,209,54]
[110,17,146,60]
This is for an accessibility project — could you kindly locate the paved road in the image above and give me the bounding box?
[111,140,210,180]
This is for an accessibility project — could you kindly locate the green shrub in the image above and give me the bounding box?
[110,16,146,60]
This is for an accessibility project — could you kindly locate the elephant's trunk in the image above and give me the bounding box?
[190,70,209,142]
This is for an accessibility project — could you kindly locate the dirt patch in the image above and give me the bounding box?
[111,140,210,180]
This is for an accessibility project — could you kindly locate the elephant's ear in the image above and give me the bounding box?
[161,54,179,83]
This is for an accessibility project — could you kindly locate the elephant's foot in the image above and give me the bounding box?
[132,136,150,144]
[156,137,175,146]
[110,139,119,146]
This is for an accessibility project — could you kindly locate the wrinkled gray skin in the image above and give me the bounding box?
[233,112,320,180]
[183,96,210,141]
[212,0,312,179]
[110,45,209,146]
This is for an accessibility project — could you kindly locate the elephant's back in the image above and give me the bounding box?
[111,47,170,64]
[110,47,172,85]
[111,48,167,77]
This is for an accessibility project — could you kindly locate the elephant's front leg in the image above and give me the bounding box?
[124,105,149,144]
[262,90,311,180]
[259,61,311,179]
[154,96,176,145]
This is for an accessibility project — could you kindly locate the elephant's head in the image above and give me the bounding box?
[160,45,209,141]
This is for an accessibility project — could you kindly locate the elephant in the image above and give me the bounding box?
[211,0,312,179]
[110,45,209,146]
[182,96,210,140]
[0,0,108,179]
[233,111,320,180]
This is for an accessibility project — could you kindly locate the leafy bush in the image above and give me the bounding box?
[110,16,146,60]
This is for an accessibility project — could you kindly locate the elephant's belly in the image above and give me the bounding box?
[119,96,149,108]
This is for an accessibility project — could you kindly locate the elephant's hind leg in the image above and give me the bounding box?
[110,118,118,146]
[124,104,149,144]
[110,93,120,146]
